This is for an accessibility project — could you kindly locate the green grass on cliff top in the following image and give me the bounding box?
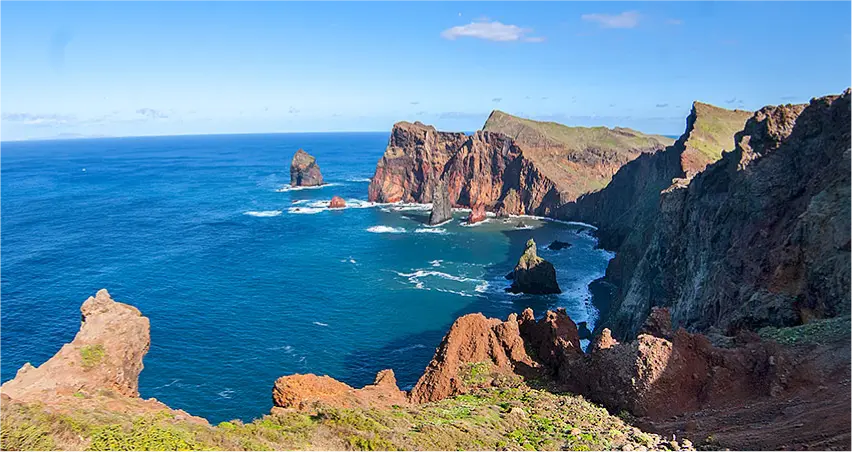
[483,110,675,152]
[685,102,753,163]
[1,385,694,451]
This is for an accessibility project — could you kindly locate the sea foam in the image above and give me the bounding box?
[367,225,406,233]
[243,210,282,217]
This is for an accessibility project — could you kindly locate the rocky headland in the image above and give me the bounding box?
[367,116,672,217]
[290,149,324,187]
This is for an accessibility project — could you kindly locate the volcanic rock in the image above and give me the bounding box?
[466,203,487,225]
[508,239,561,294]
[408,313,537,404]
[428,179,452,225]
[328,196,346,209]
[272,369,407,413]
[547,240,572,250]
[290,149,324,187]
[517,308,582,378]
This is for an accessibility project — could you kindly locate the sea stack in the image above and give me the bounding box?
[428,180,452,225]
[329,196,346,209]
[466,203,487,225]
[290,149,324,187]
[508,239,561,294]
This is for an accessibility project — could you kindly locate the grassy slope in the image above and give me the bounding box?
[1,384,692,451]
[482,111,675,198]
[683,102,753,163]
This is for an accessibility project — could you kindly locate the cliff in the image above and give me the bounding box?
[368,114,673,216]
[601,91,851,338]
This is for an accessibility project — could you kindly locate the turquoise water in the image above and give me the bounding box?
[0,133,613,423]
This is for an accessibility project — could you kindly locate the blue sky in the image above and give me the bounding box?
[2,1,850,141]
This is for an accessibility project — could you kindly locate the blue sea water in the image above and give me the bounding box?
[1,133,613,424]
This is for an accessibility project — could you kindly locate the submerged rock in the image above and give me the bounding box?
[328,196,346,209]
[467,203,487,224]
[547,240,572,250]
[428,180,452,225]
[290,149,324,187]
[508,239,561,294]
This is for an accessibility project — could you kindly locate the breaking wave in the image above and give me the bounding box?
[367,225,406,233]
[243,210,282,217]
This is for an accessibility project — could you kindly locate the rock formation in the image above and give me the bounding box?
[368,115,672,216]
[427,179,452,225]
[272,369,407,413]
[466,203,486,224]
[547,240,571,250]
[408,313,538,404]
[328,196,346,209]
[507,239,561,294]
[0,290,202,422]
[290,149,324,187]
[602,91,851,338]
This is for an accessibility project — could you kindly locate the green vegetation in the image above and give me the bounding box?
[685,102,752,163]
[80,344,106,369]
[758,316,850,346]
[1,385,685,451]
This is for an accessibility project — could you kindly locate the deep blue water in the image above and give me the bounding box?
[1,133,613,423]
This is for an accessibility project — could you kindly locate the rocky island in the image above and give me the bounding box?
[290,149,324,187]
[507,239,561,294]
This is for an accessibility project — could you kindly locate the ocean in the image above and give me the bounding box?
[0,133,614,424]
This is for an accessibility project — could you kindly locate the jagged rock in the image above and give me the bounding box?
[600,91,851,338]
[547,240,572,250]
[428,180,452,225]
[328,196,346,209]
[639,307,673,339]
[369,115,672,215]
[408,313,538,404]
[272,369,407,413]
[518,308,582,378]
[508,239,561,294]
[515,221,528,229]
[589,328,619,353]
[290,149,324,187]
[467,203,487,224]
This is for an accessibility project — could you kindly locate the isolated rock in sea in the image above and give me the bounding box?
[328,196,346,209]
[428,179,452,225]
[508,239,561,294]
[272,369,407,413]
[601,91,851,338]
[466,203,487,225]
[547,240,572,250]
[408,313,538,404]
[290,149,324,187]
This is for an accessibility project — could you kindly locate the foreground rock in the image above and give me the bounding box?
[507,239,561,294]
[272,369,407,412]
[601,91,851,338]
[290,149,324,187]
[408,313,538,403]
[328,196,346,208]
[427,179,452,225]
[368,115,672,216]
[0,290,201,422]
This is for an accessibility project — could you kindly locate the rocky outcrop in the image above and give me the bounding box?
[602,91,851,338]
[0,290,202,422]
[547,240,571,250]
[507,239,561,294]
[466,203,487,224]
[408,313,538,404]
[272,369,407,413]
[290,149,324,187]
[428,179,452,225]
[328,196,346,209]
[368,115,672,216]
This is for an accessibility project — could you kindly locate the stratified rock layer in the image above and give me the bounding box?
[368,115,672,216]
[603,91,851,338]
[508,239,561,294]
[290,149,324,187]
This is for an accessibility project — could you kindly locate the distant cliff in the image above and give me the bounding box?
[367,115,673,216]
[600,91,851,338]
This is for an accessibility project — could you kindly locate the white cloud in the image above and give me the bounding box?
[441,20,544,42]
[581,11,641,29]
[1,113,74,126]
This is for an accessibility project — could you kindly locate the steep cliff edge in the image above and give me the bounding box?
[368,114,672,216]
[603,91,851,339]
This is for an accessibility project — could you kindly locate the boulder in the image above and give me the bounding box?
[428,180,452,225]
[328,196,346,209]
[290,149,324,187]
[508,239,561,294]
[466,203,487,224]
[547,240,572,251]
